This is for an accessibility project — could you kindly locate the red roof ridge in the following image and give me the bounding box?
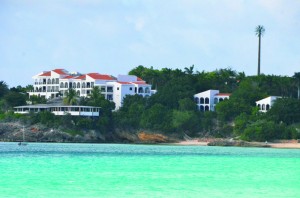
[117,81,132,85]
[39,71,51,76]
[52,69,68,75]
[216,93,231,96]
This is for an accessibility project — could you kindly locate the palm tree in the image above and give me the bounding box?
[255,25,265,75]
[88,86,103,106]
[63,88,78,105]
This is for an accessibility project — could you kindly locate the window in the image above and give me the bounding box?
[200,105,204,112]
[200,97,204,104]
[129,87,133,91]
[145,87,150,93]
[101,86,106,92]
[205,105,209,111]
[214,98,218,104]
[117,87,119,90]
[77,82,80,88]
[107,87,113,92]
[138,87,144,93]
[60,82,64,88]
[205,97,209,104]
[107,94,113,100]
[65,82,68,88]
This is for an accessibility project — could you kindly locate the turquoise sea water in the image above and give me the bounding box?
[1,143,300,198]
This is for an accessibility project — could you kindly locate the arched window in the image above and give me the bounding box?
[73,82,76,89]
[82,82,86,88]
[219,98,224,102]
[200,105,204,112]
[214,98,218,104]
[195,97,199,104]
[138,87,144,93]
[257,104,261,110]
[145,87,150,93]
[262,104,265,110]
[65,82,68,88]
[52,79,55,84]
[60,82,64,88]
[205,105,209,111]
[77,82,80,88]
[76,90,80,96]
[205,97,209,104]
[200,97,204,104]
[266,104,270,110]
[47,79,51,84]
[87,82,91,88]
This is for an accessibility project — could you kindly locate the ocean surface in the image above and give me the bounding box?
[0,143,300,198]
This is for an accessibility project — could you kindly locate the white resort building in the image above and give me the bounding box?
[14,105,100,117]
[194,90,230,111]
[27,68,155,110]
[256,96,280,113]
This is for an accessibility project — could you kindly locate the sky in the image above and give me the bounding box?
[0,0,299,87]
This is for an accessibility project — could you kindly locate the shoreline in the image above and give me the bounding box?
[171,139,300,149]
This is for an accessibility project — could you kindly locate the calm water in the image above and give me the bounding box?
[0,143,300,198]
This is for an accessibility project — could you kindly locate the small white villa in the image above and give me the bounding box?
[27,69,155,110]
[256,96,280,112]
[194,90,230,111]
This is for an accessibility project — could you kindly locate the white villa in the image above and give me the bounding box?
[28,69,154,110]
[194,90,230,111]
[256,96,280,112]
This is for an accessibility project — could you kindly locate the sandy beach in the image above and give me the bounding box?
[174,139,300,149]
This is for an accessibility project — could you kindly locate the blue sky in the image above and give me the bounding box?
[1,0,299,87]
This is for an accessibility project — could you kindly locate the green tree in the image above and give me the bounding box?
[0,81,9,98]
[293,72,300,99]
[255,25,265,75]
[4,91,26,107]
[140,104,172,132]
[63,88,78,105]
[267,98,300,124]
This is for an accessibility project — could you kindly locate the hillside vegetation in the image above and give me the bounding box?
[0,66,300,142]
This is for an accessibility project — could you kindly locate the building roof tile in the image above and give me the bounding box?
[87,73,115,80]
[39,71,51,76]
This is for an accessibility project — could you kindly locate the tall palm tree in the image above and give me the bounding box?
[63,88,78,105]
[255,25,265,75]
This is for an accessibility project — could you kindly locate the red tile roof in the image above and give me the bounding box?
[87,73,115,80]
[137,77,144,81]
[117,81,132,85]
[62,75,74,79]
[39,71,51,76]
[53,69,67,75]
[216,93,231,96]
[75,75,86,80]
